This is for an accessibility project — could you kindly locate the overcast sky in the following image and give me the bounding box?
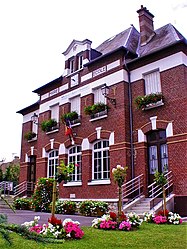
[0,0,186,162]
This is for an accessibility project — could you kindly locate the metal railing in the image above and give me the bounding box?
[0,181,13,195]
[14,181,35,198]
[148,171,173,209]
[122,174,144,205]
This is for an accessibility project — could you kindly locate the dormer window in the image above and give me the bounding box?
[70,59,75,73]
[78,55,83,70]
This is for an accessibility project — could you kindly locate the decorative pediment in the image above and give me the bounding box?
[62,39,92,59]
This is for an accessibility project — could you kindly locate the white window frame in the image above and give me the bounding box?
[93,87,106,104]
[47,150,59,178]
[70,59,75,73]
[92,140,110,181]
[68,145,82,182]
[78,54,83,70]
[144,69,161,95]
[50,104,59,122]
[70,95,80,115]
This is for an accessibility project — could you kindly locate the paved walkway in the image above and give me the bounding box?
[0,208,94,227]
[1,208,186,226]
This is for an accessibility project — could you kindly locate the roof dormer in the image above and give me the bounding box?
[62,39,92,76]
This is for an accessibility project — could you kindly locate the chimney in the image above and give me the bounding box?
[137,5,155,45]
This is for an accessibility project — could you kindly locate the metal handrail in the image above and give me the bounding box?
[122,174,144,201]
[0,181,13,195]
[148,171,173,209]
[14,181,35,197]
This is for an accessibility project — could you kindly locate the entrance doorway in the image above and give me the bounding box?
[27,155,36,183]
[147,130,168,184]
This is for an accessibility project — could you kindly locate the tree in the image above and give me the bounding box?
[154,171,167,216]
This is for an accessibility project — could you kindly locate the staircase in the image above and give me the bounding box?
[0,195,15,209]
[122,171,174,217]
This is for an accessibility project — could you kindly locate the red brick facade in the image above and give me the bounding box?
[17,6,187,210]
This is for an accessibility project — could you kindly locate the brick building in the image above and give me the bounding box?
[17,6,187,213]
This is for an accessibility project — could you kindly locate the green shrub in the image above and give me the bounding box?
[134,92,163,109]
[79,200,109,216]
[56,200,77,214]
[13,198,31,210]
[41,119,57,132]
[0,214,7,224]
[24,131,36,141]
[31,178,58,212]
[84,102,108,115]
[61,111,79,122]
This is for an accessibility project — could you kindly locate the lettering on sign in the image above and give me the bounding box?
[93,66,107,77]
[49,88,58,97]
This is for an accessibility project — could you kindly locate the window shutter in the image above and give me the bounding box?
[70,96,80,114]
[50,104,59,122]
[144,70,161,94]
[94,88,105,104]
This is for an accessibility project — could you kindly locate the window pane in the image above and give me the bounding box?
[68,146,82,182]
[161,144,168,173]
[144,70,161,94]
[93,141,110,180]
[149,146,158,174]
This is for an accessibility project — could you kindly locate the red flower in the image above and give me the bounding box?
[157,209,169,217]
[48,215,62,226]
[110,212,117,221]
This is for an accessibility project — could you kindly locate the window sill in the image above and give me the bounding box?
[46,128,59,134]
[87,179,111,185]
[142,100,164,111]
[27,137,37,142]
[63,181,82,187]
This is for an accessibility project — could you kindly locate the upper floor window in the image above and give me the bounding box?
[93,87,106,104]
[78,55,83,69]
[50,104,59,122]
[68,145,82,181]
[144,70,161,95]
[70,59,75,73]
[92,140,110,180]
[70,95,80,115]
[48,150,59,178]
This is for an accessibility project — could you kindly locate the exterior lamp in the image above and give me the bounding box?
[101,84,116,107]
[31,113,39,124]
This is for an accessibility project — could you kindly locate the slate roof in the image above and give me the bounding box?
[94,23,186,61]
[95,26,139,56]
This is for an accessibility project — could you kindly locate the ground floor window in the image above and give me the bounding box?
[47,150,59,178]
[92,140,110,180]
[68,145,82,181]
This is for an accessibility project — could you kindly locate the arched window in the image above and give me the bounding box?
[68,145,82,181]
[93,140,110,180]
[147,130,168,182]
[47,150,59,178]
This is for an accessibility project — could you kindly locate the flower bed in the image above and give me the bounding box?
[92,211,143,231]
[22,215,84,240]
[143,210,183,225]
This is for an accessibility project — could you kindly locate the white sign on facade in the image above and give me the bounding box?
[93,66,107,77]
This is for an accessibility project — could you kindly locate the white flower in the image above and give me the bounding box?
[34,216,40,222]
[63,218,73,226]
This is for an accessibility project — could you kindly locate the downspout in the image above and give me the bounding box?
[123,54,134,180]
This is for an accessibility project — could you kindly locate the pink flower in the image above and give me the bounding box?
[119,221,131,231]
[153,215,167,224]
[29,225,43,234]
[99,220,117,230]
[64,221,84,239]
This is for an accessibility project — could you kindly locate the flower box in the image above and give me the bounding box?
[134,92,164,110]
[41,119,58,132]
[24,131,37,141]
[84,102,108,119]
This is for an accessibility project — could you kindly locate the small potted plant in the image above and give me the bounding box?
[24,131,36,141]
[41,119,58,132]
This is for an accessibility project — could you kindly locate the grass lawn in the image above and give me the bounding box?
[0,222,186,249]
